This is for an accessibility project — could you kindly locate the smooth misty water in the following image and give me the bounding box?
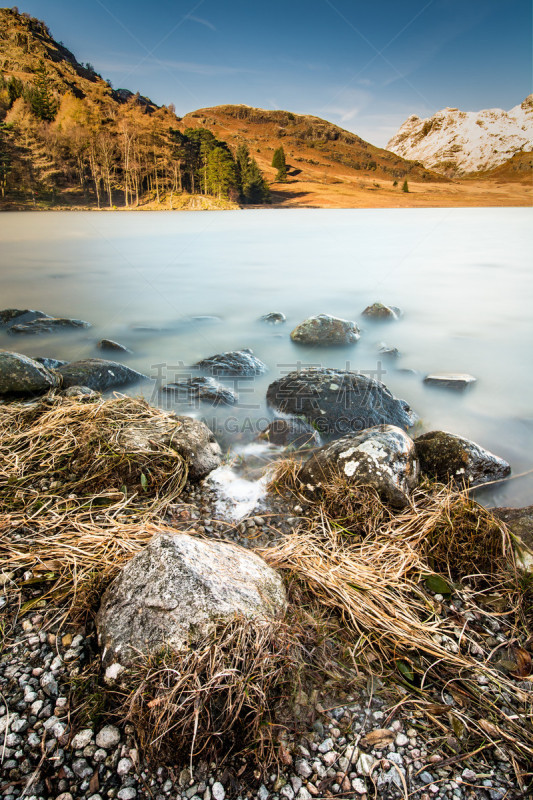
[0,208,531,508]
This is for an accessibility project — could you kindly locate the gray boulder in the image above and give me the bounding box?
[258,417,320,448]
[299,425,418,507]
[96,533,286,680]
[57,359,147,391]
[8,317,91,335]
[424,373,477,390]
[266,368,416,438]
[290,314,360,345]
[161,376,237,406]
[34,357,68,370]
[362,303,400,320]
[0,351,59,395]
[492,506,533,572]
[414,431,511,487]
[97,339,132,354]
[260,312,286,324]
[194,349,267,376]
[118,412,222,481]
[0,309,49,328]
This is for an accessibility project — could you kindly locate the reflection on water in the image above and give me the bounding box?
[0,208,532,507]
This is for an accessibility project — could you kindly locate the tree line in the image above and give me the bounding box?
[0,62,270,207]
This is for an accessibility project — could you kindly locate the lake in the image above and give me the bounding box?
[1,207,531,507]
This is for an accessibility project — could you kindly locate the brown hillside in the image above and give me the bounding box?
[465,150,533,183]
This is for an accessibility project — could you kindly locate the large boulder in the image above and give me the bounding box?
[492,506,533,572]
[161,376,237,406]
[0,309,49,328]
[96,533,286,680]
[0,351,59,395]
[362,303,400,320]
[57,359,147,391]
[299,425,419,507]
[258,417,320,448]
[266,368,416,438]
[8,317,91,334]
[414,431,511,487]
[118,412,222,480]
[290,314,360,345]
[194,349,267,376]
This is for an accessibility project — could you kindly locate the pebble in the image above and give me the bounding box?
[211,781,225,800]
[95,724,121,749]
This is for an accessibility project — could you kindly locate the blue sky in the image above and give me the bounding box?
[15,0,533,146]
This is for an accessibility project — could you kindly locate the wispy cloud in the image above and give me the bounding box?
[186,14,216,32]
[99,56,255,77]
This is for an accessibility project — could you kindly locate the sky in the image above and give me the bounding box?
[13,0,533,146]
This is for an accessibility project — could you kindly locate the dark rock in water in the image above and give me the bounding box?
[0,309,50,328]
[118,413,222,481]
[414,431,511,487]
[194,349,267,376]
[161,376,237,406]
[299,424,418,507]
[0,351,59,395]
[8,316,91,335]
[57,359,147,391]
[266,368,416,438]
[258,417,320,448]
[362,303,401,320]
[260,312,286,324]
[492,505,533,572]
[34,357,68,370]
[97,339,132,354]
[63,385,100,400]
[290,314,360,345]
[377,342,400,358]
[423,373,476,390]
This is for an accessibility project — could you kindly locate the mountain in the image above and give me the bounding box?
[387,97,533,175]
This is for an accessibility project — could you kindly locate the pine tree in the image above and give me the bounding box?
[272,146,287,181]
[27,62,57,122]
[402,179,409,193]
[242,158,270,204]
[7,76,24,107]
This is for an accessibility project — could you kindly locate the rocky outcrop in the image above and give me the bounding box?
[0,351,59,395]
[8,317,91,334]
[299,425,418,507]
[161,376,237,406]
[492,505,533,572]
[362,303,400,320]
[415,431,511,487]
[266,368,416,437]
[258,417,320,448]
[96,532,286,680]
[194,349,267,376]
[290,314,360,345]
[97,339,132,354]
[424,373,476,390]
[118,413,222,480]
[56,359,147,391]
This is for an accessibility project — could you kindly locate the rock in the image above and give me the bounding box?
[63,385,100,400]
[266,368,416,438]
[96,532,286,673]
[8,317,91,334]
[377,343,400,358]
[34,357,68,370]
[71,729,94,749]
[161,377,237,406]
[492,506,533,572]
[0,351,59,395]
[97,339,132,354]
[211,783,225,800]
[118,412,222,481]
[95,725,121,749]
[194,349,267,376]
[258,418,320,448]
[362,303,400,320]
[0,309,49,328]
[290,314,360,345]
[57,359,147,391]
[299,425,419,507]
[414,431,511,487]
[423,373,477,390]
[260,312,286,324]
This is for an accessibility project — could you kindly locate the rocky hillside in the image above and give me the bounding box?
[387,96,533,175]
[181,104,441,183]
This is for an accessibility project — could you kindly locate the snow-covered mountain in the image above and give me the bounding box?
[387,95,533,175]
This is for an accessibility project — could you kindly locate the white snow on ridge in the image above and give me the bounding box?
[386,95,533,174]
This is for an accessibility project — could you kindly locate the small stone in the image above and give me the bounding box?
[117,757,133,776]
[56,794,74,800]
[357,753,377,777]
[280,786,294,800]
[322,752,337,767]
[296,789,312,800]
[95,724,121,749]
[211,782,225,800]
[419,771,434,784]
[295,759,313,779]
[351,778,366,794]
[40,672,58,697]
[71,729,94,749]
[72,758,93,779]
[117,790,137,800]
[257,785,269,800]
[318,737,334,754]
[395,733,409,747]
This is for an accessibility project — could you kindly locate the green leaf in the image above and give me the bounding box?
[424,573,452,596]
[396,659,415,684]
[140,473,148,492]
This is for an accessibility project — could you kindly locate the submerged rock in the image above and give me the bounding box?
[258,417,320,448]
[260,311,286,324]
[96,532,286,677]
[97,339,132,354]
[161,376,237,406]
[377,342,400,358]
[414,431,511,487]
[118,412,222,480]
[57,358,147,392]
[492,505,533,572]
[299,425,418,507]
[423,373,477,390]
[290,314,360,345]
[362,303,401,320]
[266,368,416,438]
[194,349,267,376]
[8,316,91,334]
[0,351,59,395]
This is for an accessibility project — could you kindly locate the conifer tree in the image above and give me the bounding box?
[27,61,57,121]
[402,179,409,193]
[242,158,270,204]
[272,145,287,181]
